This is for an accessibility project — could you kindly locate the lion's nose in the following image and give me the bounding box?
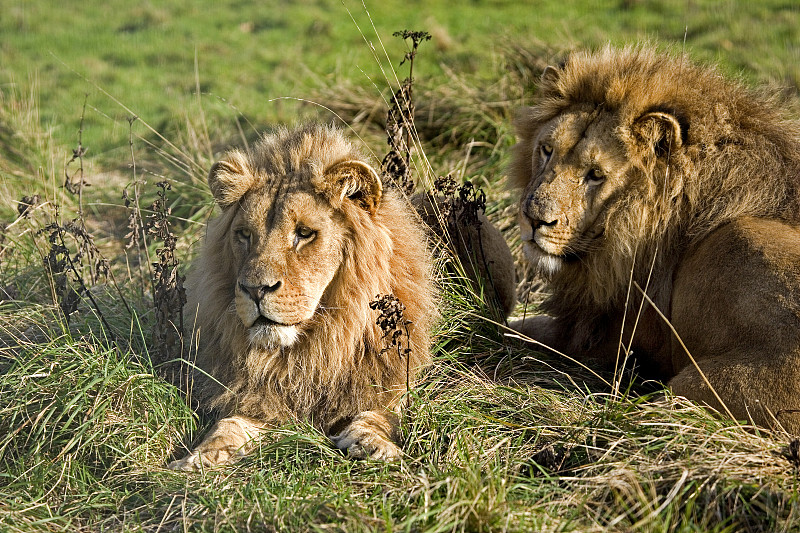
[524,211,557,231]
[531,218,557,230]
[239,280,282,301]
[523,195,558,231]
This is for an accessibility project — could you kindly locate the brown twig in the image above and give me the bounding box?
[40,208,116,337]
[370,294,413,395]
[123,115,151,295]
[64,94,90,221]
[145,181,186,367]
[380,30,431,195]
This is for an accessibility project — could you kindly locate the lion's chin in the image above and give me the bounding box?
[247,318,300,348]
[523,241,565,278]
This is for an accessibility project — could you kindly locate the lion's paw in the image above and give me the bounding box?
[168,416,265,472]
[167,449,236,472]
[166,444,244,471]
[332,427,402,461]
[167,452,206,472]
[331,411,402,461]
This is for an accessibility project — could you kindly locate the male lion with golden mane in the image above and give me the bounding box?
[511,45,800,433]
[169,124,436,470]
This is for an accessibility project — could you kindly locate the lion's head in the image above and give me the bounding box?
[210,152,382,349]
[514,103,638,278]
[185,124,436,426]
[511,45,800,314]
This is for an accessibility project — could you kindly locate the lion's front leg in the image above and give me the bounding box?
[168,415,266,471]
[331,410,401,461]
[509,314,569,354]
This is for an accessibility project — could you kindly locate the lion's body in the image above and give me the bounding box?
[413,194,517,319]
[510,45,800,431]
[170,125,436,470]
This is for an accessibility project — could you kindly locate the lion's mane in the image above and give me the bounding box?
[511,45,800,349]
[184,125,436,432]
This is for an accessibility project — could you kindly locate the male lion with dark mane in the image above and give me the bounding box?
[511,45,800,432]
[169,124,436,470]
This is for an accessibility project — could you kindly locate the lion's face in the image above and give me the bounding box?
[517,106,634,277]
[208,148,383,350]
[230,186,347,348]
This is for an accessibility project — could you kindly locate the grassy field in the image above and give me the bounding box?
[2,0,800,531]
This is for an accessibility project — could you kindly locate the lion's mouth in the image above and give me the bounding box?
[251,315,300,329]
[247,315,302,348]
[529,227,604,261]
[527,236,576,260]
[523,236,587,277]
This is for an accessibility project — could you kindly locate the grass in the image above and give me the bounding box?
[2,0,799,161]
[2,0,800,531]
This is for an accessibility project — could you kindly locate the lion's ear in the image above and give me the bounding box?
[322,160,383,215]
[541,65,560,86]
[632,111,684,159]
[207,152,252,208]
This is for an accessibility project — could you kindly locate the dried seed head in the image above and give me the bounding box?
[17,195,40,219]
[369,293,412,357]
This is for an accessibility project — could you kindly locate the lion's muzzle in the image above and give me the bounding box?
[233,277,315,348]
[239,280,282,303]
[519,199,571,277]
[236,280,297,326]
[520,200,562,250]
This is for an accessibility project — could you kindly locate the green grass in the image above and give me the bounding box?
[2,0,799,161]
[2,0,800,531]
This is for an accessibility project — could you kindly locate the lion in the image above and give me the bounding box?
[413,193,517,319]
[168,124,436,470]
[510,45,800,433]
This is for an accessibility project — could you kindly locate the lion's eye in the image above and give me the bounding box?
[235,228,252,242]
[294,226,316,248]
[296,226,315,240]
[585,168,605,185]
[540,144,553,159]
